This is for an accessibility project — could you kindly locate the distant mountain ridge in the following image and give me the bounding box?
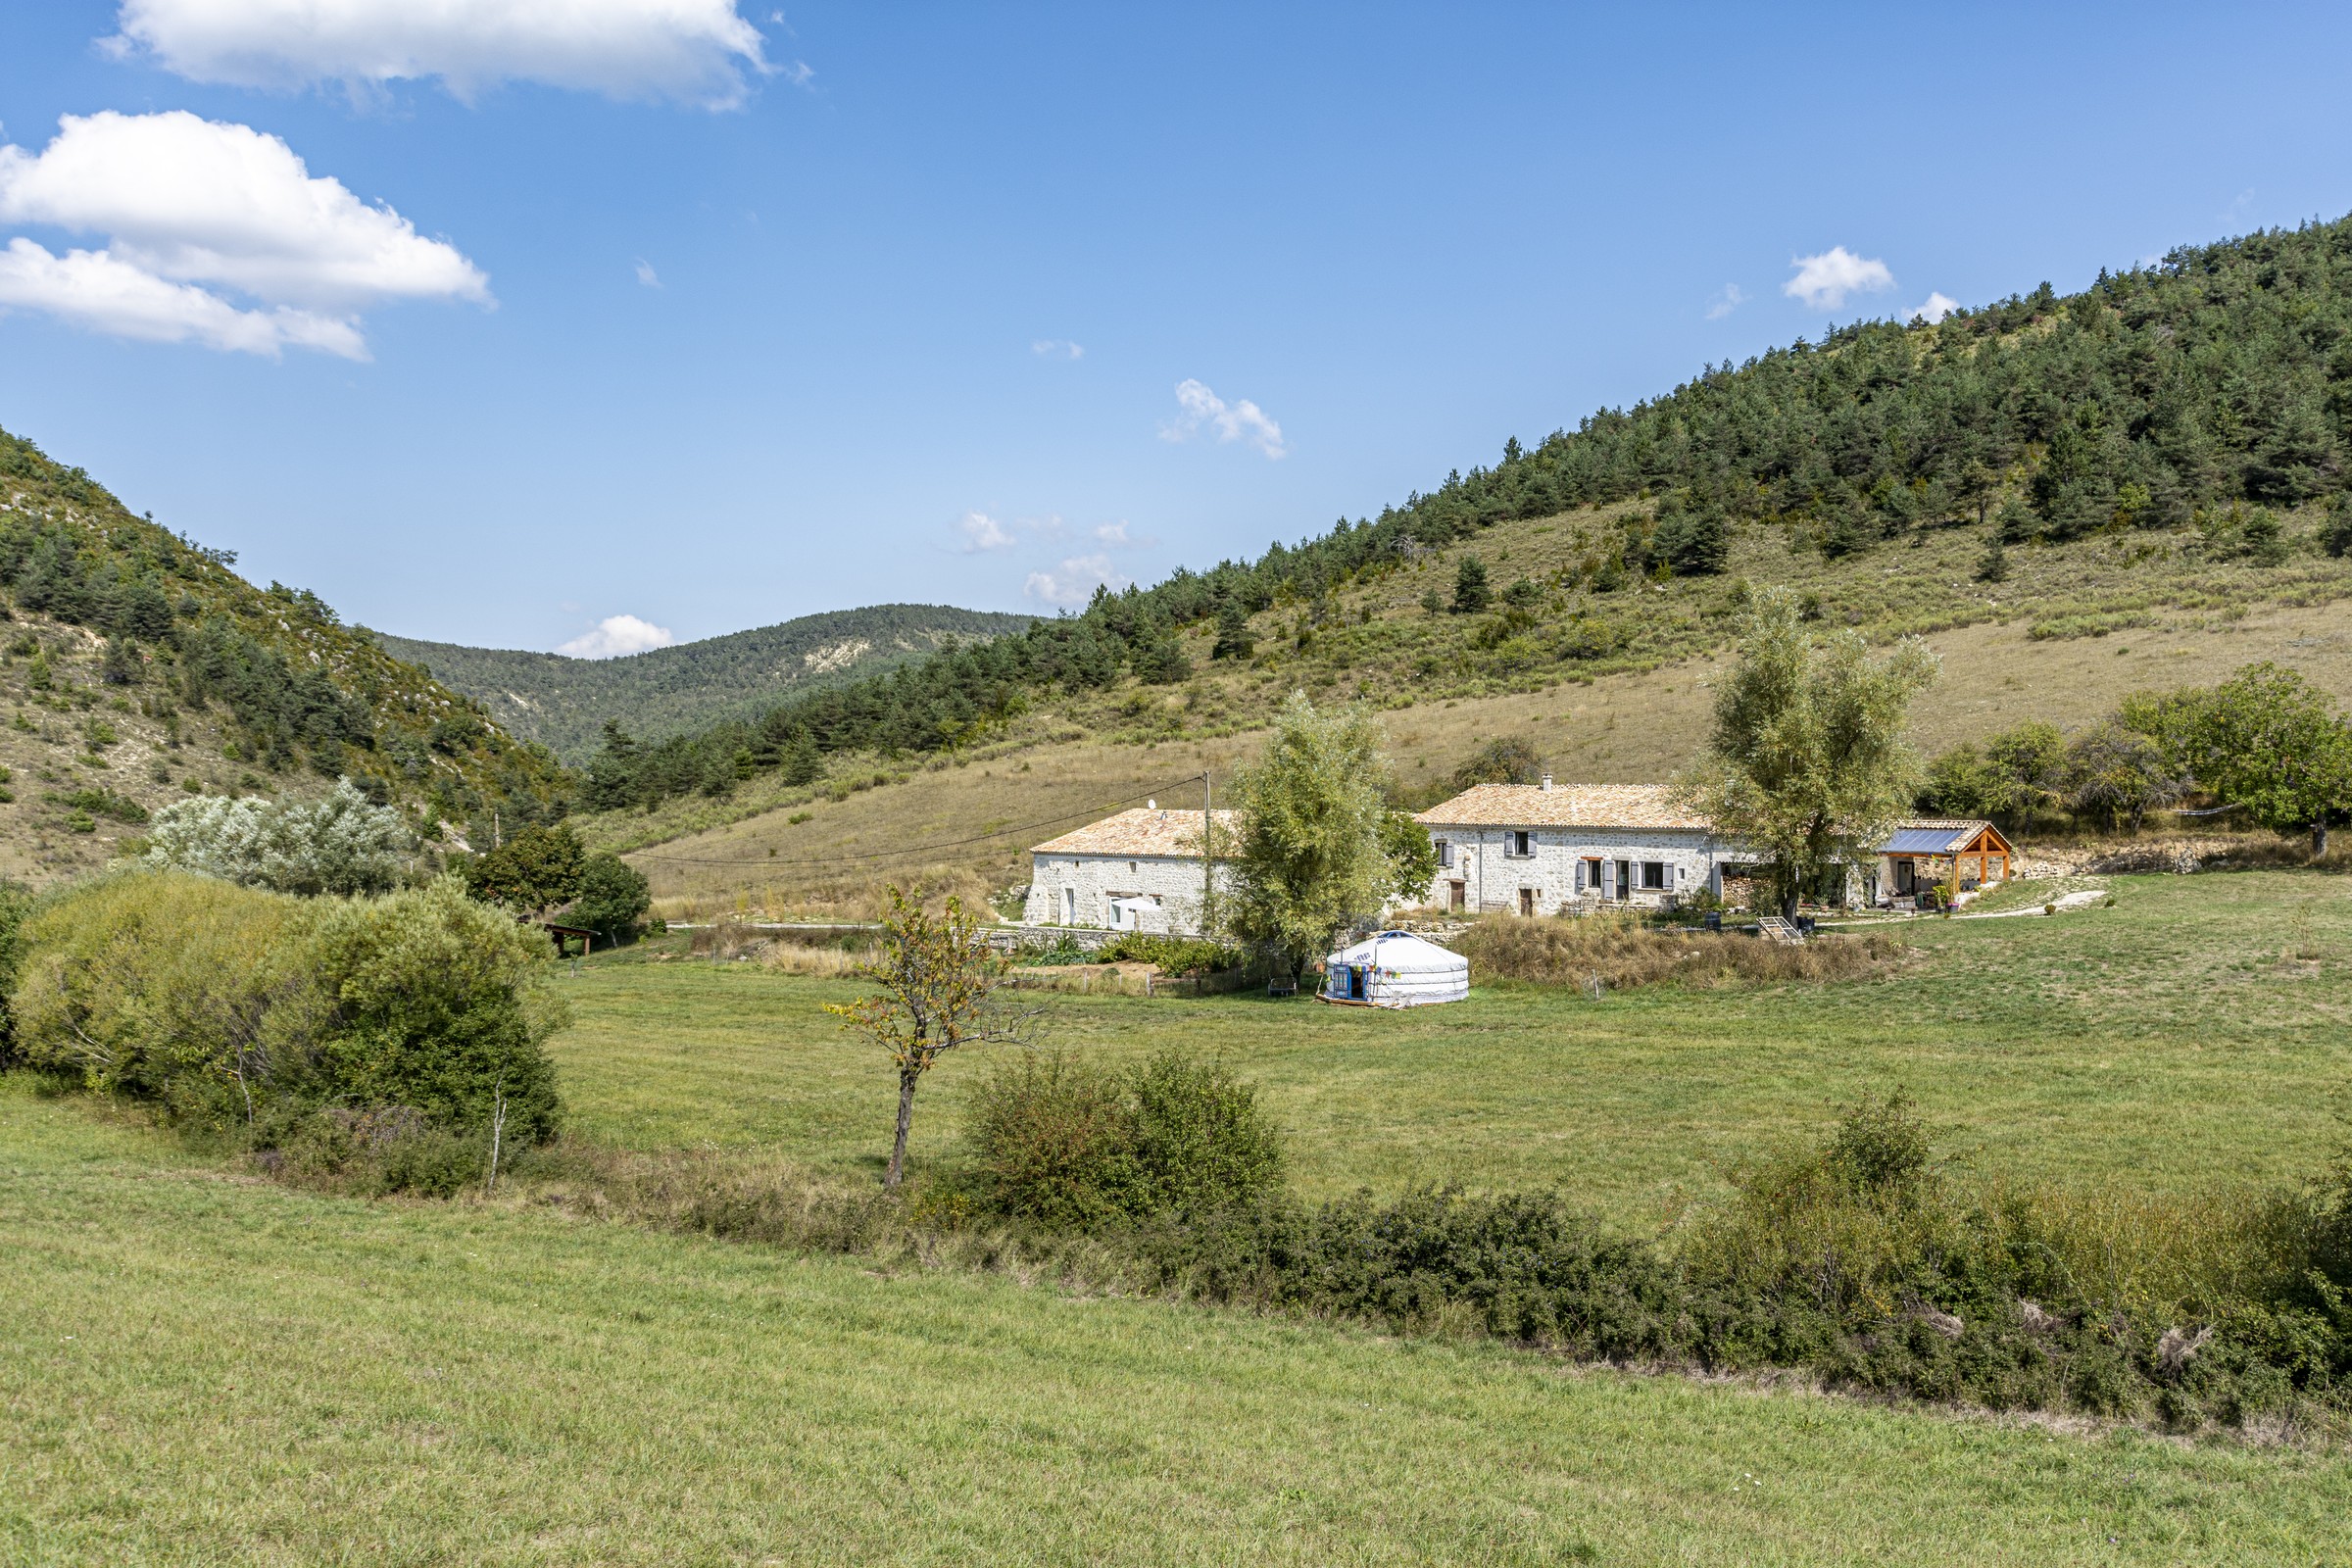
[375,604,1036,761]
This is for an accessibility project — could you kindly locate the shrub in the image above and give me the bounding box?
[310,876,567,1143]
[959,1050,1284,1228]
[12,872,564,1143]
[1453,912,1901,990]
[142,777,408,896]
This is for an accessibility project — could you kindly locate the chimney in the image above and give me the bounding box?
[1541,773,1553,792]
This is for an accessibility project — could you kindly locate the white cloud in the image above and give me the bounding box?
[0,111,484,358]
[1031,337,1083,360]
[1092,519,1153,549]
[634,258,661,288]
[1784,246,1895,311]
[1158,377,1286,459]
[105,0,773,108]
[956,511,1013,552]
[1908,291,1959,324]
[1704,283,1744,320]
[1024,554,1127,607]
[0,237,366,358]
[556,613,676,659]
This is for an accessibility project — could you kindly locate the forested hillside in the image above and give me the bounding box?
[0,423,568,858]
[581,215,2352,813]
[376,604,1033,762]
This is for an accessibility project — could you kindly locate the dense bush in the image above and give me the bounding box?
[12,872,564,1145]
[1453,912,1902,990]
[141,778,411,896]
[958,1050,1284,1228]
[1103,1095,2352,1429]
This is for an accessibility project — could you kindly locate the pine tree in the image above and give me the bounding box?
[1975,532,2010,583]
[782,728,823,786]
[1450,555,1492,613]
[1210,599,1254,661]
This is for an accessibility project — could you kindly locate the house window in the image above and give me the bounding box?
[1129,860,1139,875]
[1642,861,1667,890]
[1436,839,1454,869]
[1579,858,1600,893]
[1506,830,1534,858]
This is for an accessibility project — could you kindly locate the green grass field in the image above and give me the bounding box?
[553,871,2352,1217]
[8,866,2352,1563]
[10,1084,2352,1566]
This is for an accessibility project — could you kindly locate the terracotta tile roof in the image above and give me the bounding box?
[1029,807,1238,858]
[1413,783,1711,831]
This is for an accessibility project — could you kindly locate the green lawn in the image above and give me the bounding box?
[7,1084,2350,1567]
[552,870,2352,1217]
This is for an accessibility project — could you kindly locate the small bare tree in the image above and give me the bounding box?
[828,886,1037,1190]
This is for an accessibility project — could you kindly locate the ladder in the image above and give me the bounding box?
[1756,915,1805,946]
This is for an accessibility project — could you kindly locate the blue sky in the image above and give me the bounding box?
[3,3,2350,655]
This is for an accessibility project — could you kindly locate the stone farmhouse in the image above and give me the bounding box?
[1022,805,1236,934]
[1413,778,1752,915]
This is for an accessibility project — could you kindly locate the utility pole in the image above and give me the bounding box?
[1200,769,1214,936]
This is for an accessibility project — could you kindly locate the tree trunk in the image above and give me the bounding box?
[1780,883,1801,922]
[884,1070,918,1190]
[2315,821,2331,858]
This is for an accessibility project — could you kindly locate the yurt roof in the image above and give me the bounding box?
[1327,931,1466,972]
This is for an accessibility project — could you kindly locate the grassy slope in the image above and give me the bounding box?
[550,871,2352,1217]
[0,425,564,874]
[377,603,1035,762]
[8,1085,2351,1567]
[0,615,326,883]
[601,507,2352,913]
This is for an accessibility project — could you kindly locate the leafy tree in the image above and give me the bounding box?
[142,778,410,897]
[2061,719,2184,832]
[568,852,651,942]
[1446,735,1543,792]
[1379,808,1440,906]
[1450,556,1492,613]
[2324,495,2352,559]
[1975,532,2010,583]
[1418,587,1444,616]
[2142,662,2352,855]
[1222,695,1414,978]
[1676,588,1938,919]
[827,887,1035,1189]
[100,636,139,686]
[461,822,585,913]
[1130,630,1192,684]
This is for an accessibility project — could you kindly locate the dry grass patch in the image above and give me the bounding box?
[1454,910,1907,990]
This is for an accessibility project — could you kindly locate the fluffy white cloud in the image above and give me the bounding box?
[1909,291,1959,324]
[0,112,485,357]
[106,0,772,108]
[1030,338,1083,360]
[1024,554,1127,607]
[1704,282,1745,320]
[556,613,676,659]
[0,238,366,358]
[956,511,1013,552]
[634,259,662,288]
[1159,377,1286,459]
[1784,246,1895,311]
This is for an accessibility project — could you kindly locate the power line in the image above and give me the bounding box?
[627,775,1209,869]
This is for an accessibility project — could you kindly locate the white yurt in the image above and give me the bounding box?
[1319,931,1469,1007]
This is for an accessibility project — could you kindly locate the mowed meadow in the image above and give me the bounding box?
[8,866,2352,1564]
[554,871,2352,1214]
